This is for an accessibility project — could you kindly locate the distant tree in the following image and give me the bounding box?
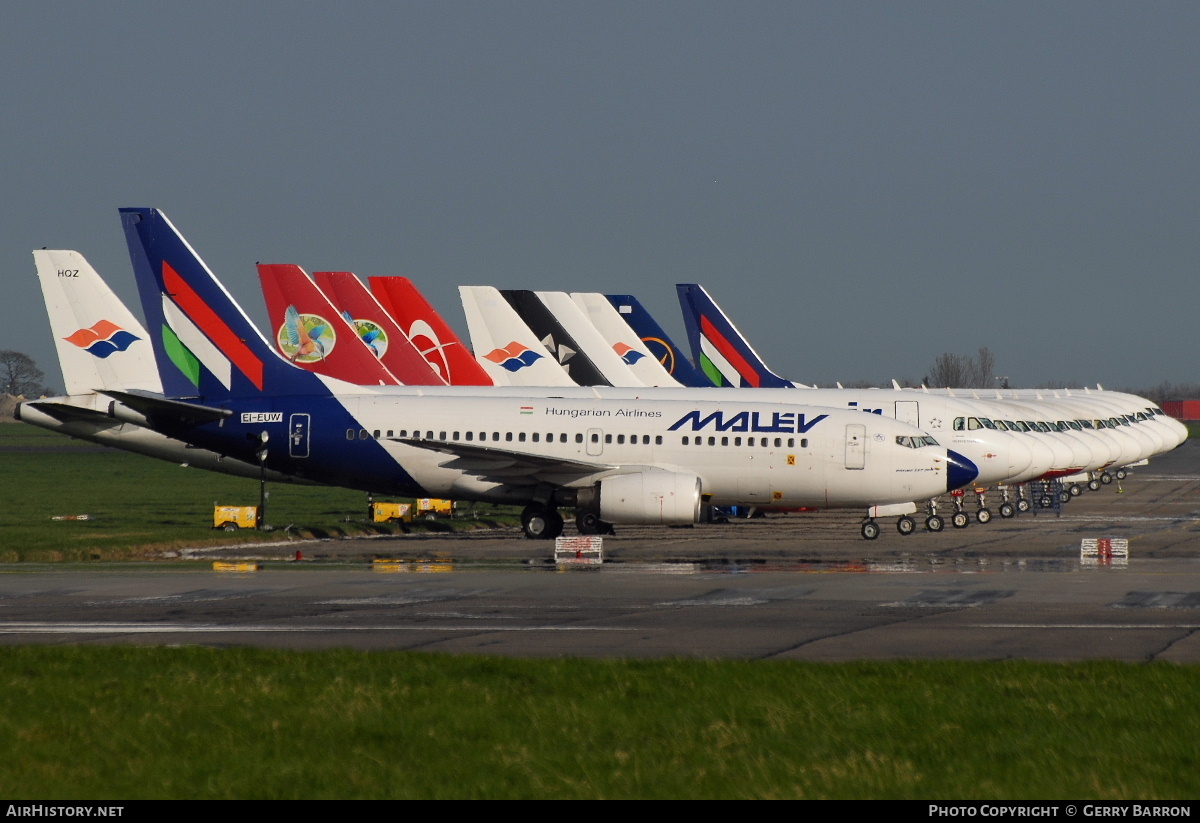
[927,347,996,389]
[0,350,46,398]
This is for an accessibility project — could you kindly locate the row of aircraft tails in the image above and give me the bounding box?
[19,209,1186,540]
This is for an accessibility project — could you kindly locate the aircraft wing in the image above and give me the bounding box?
[390,437,619,485]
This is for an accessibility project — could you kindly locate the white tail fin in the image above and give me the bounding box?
[33,250,161,395]
[458,286,577,386]
[570,293,682,387]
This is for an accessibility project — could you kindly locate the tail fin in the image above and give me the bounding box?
[501,290,631,387]
[258,264,401,386]
[676,283,795,388]
[33,250,162,396]
[570,293,682,387]
[119,207,324,400]
[355,275,491,386]
[603,293,712,387]
[313,272,449,386]
[458,286,577,387]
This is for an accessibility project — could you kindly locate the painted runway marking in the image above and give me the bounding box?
[0,622,631,634]
[973,624,1200,629]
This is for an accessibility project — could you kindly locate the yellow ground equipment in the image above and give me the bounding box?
[371,502,413,523]
[213,505,260,531]
[416,498,455,519]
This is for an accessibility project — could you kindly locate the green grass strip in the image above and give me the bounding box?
[0,648,1195,799]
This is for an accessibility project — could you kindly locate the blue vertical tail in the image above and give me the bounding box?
[119,207,326,401]
[675,284,796,389]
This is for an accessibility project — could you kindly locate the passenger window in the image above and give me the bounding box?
[800,438,808,448]
[373,430,380,439]
[617,435,625,444]
[655,436,662,445]
[346,429,355,440]
[518,432,526,442]
[721,437,729,446]
[605,434,612,444]
[682,436,690,445]
[774,438,781,447]
[506,432,513,442]
[575,433,583,443]
[358,430,369,440]
[531,433,539,442]
[708,437,715,446]
[466,432,473,441]
[734,437,742,446]
[788,438,795,448]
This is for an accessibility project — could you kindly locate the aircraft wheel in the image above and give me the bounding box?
[976,508,992,524]
[1088,479,1101,492]
[576,510,605,535]
[1069,484,1082,497]
[999,502,1015,519]
[1016,498,1031,513]
[1116,469,1128,480]
[951,511,969,529]
[861,520,880,540]
[522,504,562,540]
[896,516,916,536]
[1060,490,1071,504]
[544,510,564,539]
[1100,472,1113,485]
[925,515,944,532]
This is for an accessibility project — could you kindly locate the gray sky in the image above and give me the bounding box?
[4,2,1198,391]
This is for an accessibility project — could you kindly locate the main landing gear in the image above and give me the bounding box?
[521,502,564,540]
[576,509,615,536]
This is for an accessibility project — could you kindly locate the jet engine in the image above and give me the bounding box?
[592,469,702,526]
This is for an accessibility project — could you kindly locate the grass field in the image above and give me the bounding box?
[0,647,1195,799]
[0,423,518,560]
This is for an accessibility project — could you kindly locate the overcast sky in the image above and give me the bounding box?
[4,2,1198,392]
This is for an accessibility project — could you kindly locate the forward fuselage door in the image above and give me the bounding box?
[845,423,866,470]
[895,400,919,428]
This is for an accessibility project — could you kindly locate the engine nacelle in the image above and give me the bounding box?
[596,470,702,526]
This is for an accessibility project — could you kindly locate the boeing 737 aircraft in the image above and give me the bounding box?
[112,208,977,539]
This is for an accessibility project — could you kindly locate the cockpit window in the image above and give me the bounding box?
[1068,421,1082,431]
[1078,419,1094,430]
[968,417,982,430]
[980,418,998,430]
[953,417,966,431]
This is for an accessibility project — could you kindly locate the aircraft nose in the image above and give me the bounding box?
[946,449,979,492]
